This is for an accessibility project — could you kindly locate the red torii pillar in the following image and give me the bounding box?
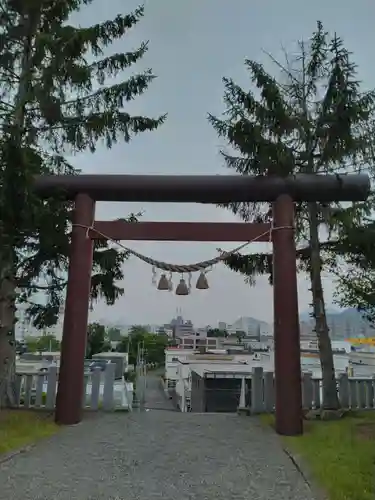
[55,194,95,425]
[272,195,302,435]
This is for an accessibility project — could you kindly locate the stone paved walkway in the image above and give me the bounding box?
[0,375,316,500]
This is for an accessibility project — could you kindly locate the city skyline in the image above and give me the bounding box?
[18,305,373,341]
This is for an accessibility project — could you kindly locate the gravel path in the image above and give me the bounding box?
[0,375,317,500]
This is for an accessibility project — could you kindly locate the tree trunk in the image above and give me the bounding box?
[0,272,17,408]
[308,202,339,410]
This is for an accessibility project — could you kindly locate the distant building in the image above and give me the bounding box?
[144,324,157,334]
[156,326,171,336]
[166,350,274,412]
[165,315,195,337]
[196,327,209,338]
[176,334,219,350]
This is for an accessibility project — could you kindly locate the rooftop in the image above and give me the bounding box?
[191,360,274,378]
[165,347,199,353]
[186,354,235,361]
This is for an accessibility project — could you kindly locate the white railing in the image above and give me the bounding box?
[14,363,133,411]
[239,367,375,414]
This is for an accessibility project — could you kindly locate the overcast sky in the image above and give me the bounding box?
[70,0,374,327]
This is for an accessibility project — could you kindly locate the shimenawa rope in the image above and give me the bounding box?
[72,222,293,273]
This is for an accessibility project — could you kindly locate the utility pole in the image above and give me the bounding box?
[135,340,147,411]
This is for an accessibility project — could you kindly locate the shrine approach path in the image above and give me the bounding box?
[0,373,316,500]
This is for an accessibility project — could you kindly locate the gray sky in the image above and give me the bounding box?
[71,0,374,327]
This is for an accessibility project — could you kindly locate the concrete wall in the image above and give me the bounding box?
[204,377,242,412]
[191,374,250,413]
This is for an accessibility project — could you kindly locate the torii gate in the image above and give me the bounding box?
[34,173,370,436]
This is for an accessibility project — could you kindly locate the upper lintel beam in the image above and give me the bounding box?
[33,173,371,203]
[91,221,271,242]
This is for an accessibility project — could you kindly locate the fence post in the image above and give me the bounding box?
[122,376,133,411]
[357,379,366,409]
[302,372,313,410]
[89,367,102,410]
[103,363,116,411]
[35,374,45,408]
[263,371,274,413]
[237,377,248,415]
[23,375,33,409]
[181,379,186,412]
[312,378,321,409]
[365,379,374,409]
[45,366,58,410]
[338,373,349,409]
[349,378,358,409]
[251,367,264,414]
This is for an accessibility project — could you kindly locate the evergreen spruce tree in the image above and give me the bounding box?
[334,217,375,324]
[0,1,165,405]
[208,21,375,409]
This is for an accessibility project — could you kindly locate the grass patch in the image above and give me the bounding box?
[0,410,59,455]
[261,413,375,500]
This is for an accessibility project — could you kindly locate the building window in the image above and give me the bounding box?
[172,357,178,362]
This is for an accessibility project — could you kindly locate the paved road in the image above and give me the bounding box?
[0,374,316,500]
[143,371,176,411]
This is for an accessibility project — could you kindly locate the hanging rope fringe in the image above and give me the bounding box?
[72,222,293,273]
